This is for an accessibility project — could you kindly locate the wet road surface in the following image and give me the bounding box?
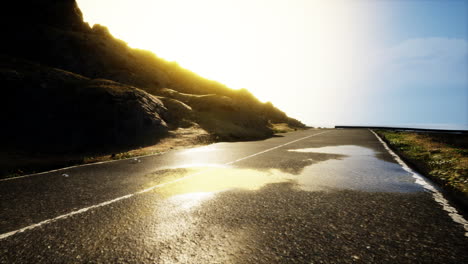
[1,129,467,263]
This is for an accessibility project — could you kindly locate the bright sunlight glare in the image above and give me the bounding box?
[77,0,379,127]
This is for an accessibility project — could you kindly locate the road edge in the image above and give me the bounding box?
[371,129,468,237]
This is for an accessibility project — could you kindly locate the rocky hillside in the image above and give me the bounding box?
[1,0,305,158]
[1,56,169,153]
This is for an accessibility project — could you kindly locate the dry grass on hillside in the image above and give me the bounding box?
[83,125,211,163]
[271,123,300,133]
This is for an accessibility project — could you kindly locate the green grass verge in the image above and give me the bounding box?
[376,130,468,196]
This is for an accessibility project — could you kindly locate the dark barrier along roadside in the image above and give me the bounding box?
[335,126,468,134]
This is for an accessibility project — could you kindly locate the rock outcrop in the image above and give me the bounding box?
[1,56,168,153]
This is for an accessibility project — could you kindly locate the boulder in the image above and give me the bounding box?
[0,56,168,154]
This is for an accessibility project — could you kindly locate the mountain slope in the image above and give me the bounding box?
[0,0,305,175]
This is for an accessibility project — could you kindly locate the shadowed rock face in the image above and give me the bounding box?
[2,0,88,31]
[0,56,168,153]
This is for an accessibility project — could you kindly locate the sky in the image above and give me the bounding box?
[77,0,468,129]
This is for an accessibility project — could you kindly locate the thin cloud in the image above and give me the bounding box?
[372,37,468,87]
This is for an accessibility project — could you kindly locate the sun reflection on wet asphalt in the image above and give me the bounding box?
[154,167,295,198]
[149,145,424,204]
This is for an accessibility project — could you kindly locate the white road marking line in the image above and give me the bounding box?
[226,131,330,165]
[0,130,331,240]
[371,130,468,237]
[0,151,170,182]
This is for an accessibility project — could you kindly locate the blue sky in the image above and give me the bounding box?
[360,0,468,129]
[379,0,468,41]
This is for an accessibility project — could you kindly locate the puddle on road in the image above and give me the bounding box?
[172,145,231,167]
[142,166,295,211]
[289,145,424,193]
[147,145,424,206]
[180,145,219,155]
[152,167,295,198]
[290,145,375,156]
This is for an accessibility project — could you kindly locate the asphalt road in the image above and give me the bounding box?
[1,129,467,263]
